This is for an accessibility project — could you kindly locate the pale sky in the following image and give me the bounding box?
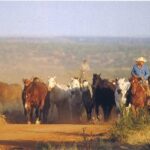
[0,1,150,37]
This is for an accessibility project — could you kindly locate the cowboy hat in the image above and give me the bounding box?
[135,57,147,62]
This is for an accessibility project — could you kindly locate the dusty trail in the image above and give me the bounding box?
[0,123,111,150]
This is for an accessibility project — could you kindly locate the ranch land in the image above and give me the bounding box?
[0,37,150,150]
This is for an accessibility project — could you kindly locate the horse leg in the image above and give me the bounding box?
[36,99,45,124]
[131,105,136,117]
[23,107,27,116]
[35,107,41,124]
[103,106,110,121]
[43,93,50,123]
[115,102,121,118]
[125,104,131,116]
[27,107,33,124]
[95,104,100,120]
[68,99,73,122]
[135,107,140,118]
[43,106,49,124]
[87,108,92,121]
[107,105,113,121]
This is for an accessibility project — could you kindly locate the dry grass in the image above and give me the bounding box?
[127,126,150,145]
[0,115,7,125]
[110,107,150,143]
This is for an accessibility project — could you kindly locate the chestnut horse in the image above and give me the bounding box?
[130,76,147,115]
[23,78,50,124]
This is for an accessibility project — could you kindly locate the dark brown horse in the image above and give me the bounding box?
[92,74,116,121]
[23,78,50,124]
[22,79,32,116]
[130,76,147,114]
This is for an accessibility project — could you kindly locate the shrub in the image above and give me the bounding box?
[110,107,150,142]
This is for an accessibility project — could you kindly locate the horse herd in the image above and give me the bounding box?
[22,74,150,124]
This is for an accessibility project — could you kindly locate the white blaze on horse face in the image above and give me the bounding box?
[48,77,56,90]
[70,78,80,88]
[25,103,28,109]
[115,78,130,105]
[117,78,126,92]
[82,81,89,88]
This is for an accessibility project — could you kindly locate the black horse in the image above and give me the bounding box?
[92,74,116,121]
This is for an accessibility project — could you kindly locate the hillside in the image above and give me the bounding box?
[0,37,150,84]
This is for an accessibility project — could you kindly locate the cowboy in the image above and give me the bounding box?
[126,57,150,106]
[131,56,150,81]
[79,59,90,83]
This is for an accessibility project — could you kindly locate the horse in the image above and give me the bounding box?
[48,77,72,122]
[147,76,150,111]
[68,77,83,122]
[92,74,116,121]
[114,78,131,116]
[23,77,50,124]
[130,76,147,115]
[22,79,32,116]
[81,80,93,121]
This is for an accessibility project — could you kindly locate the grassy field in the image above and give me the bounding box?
[0,37,150,149]
[0,37,150,84]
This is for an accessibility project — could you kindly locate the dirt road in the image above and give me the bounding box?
[0,123,111,150]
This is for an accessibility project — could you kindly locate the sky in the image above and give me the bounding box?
[0,1,150,37]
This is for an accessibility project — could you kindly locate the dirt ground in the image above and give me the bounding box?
[0,123,111,150]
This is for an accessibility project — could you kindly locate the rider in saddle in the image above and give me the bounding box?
[131,57,149,83]
[79,59,90,85]
[126,57,150,106]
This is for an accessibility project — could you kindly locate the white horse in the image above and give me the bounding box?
[68,77,83,122]
[115,78,131,116]
[48,77,72,122]
[69,77,81,89]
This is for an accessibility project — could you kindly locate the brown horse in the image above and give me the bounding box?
[23,77,50,124]
[130,76,147,115]
[22,79,32,116]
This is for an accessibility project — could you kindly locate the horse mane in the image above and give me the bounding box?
[97,78,115,91]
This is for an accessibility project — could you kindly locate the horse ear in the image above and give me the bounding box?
[115,77,118,82]
[128,77,132,82]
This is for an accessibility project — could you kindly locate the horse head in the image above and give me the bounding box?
[24,83,36,111]
[70,77,81,89]
[92,73,101,90]
[130,76,141,95]
[116,78,130,95]
[22,78,32,88]
[47,76,56,91]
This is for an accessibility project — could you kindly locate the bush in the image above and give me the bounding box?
[110,107,150,142]
[35,142,54,150]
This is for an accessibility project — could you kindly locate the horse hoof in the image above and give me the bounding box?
[27,121,31,124]
[36,119,40,124]
[97,115,102,120]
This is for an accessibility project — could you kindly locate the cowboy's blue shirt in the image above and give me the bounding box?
[131,64,150,80]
